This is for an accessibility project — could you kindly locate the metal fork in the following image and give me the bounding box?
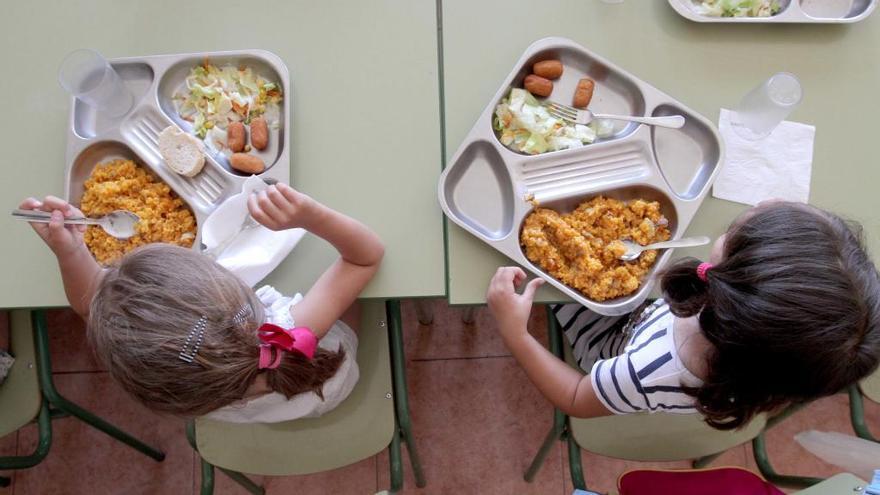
[545,101,686,129]
[202,214,261,259]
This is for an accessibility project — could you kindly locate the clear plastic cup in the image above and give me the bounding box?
[730,72,802,141]
[58,49,133,117]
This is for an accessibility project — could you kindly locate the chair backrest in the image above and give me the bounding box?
[0,310,42,438]
[569,411,766,461]
[563,331,766,461]
[860,369,880,404]
[193,300,395,476]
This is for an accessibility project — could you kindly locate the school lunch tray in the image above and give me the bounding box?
[438,37,724,316]
[668,0,876,23]
[63,49,291,251]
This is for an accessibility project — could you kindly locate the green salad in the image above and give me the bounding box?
[493,88,612,155]
[694,0,782,17]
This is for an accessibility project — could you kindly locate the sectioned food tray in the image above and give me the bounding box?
[438,37,724,316]
[63,49,291,251]
[668,0,876,23]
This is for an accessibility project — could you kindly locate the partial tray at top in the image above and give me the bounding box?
[668,0,876,23]
[439,37,724,316]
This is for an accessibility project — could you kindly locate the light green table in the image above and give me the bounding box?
[0,0,445,308]
[442,0,880,304]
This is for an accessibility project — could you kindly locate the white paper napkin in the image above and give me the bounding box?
[712,108,815,206]
[201,176,306,287]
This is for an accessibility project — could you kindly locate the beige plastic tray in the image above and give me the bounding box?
[63,49,291,250]
[438,37,724,316]
[668,0,876,23]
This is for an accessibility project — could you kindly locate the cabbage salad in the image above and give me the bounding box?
[175,63,283,140]
[493,88,612,155]
[694,0,782,17]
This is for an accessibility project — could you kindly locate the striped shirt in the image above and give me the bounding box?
[555,301,702,414]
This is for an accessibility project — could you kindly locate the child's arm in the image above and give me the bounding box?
[19,196,104,319]
[248,183,384,337]
[487,267,612,418]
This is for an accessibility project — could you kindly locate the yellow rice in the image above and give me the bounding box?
[80,159,196,265]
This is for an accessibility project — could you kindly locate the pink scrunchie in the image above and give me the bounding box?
[257,323,318,370]
[696,262,713,282]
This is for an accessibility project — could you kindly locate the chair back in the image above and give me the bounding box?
[0,310,42,438]
[860,369,880,404]
[194,300,395,476]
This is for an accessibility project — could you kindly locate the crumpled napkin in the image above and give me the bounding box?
[712,108,815,206]
[201,176,306,287]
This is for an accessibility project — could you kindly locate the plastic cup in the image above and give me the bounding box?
[58,49,133,117]
[730,72,802,141]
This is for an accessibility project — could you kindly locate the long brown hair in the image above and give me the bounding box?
[88,244,345,417]
[660,202,880,430]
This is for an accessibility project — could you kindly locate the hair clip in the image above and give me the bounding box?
[179,316,208,364]
[232,304,253,327]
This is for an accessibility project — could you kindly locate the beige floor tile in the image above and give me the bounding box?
[401,299,548,361]
[376,357,565,494]
[0,431,16,494]
[14,373,192,495]
[45,308,103,373]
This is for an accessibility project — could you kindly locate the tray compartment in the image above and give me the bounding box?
[67,140,200,228]
[156,54,287,176]
[492,45,646,155]
[799,0,872,19]
[73,62,154,139]
[442,140,515,241]
[516,184,680,315]
[650,104,721,200]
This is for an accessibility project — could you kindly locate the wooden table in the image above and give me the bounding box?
[441,0,880,304]
[0,0,445,308]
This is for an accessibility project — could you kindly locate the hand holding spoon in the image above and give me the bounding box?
[11,209,140,239]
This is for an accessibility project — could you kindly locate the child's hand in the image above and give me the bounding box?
[19,196,87,258]
[247,183,320,231]
[487,267,544,341]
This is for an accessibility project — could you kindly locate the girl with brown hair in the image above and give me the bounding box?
[19,182,384,421]
[487,201,880,429]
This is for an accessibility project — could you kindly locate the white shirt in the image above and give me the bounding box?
[204,286,359,423]
[590,305,703,414]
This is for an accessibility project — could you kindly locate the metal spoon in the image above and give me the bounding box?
[619,236,711,261]
[11,209,140,240]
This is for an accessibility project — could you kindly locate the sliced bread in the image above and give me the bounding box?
[158,126,206,177]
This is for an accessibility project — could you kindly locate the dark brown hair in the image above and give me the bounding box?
[660,202,880,430]
[88,244,345,417]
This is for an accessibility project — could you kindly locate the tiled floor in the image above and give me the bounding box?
[0,301,878,495]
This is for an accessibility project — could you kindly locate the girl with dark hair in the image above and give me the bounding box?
[487,201,880,429]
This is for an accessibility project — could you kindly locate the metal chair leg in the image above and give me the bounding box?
[752,432,823,488]
[849,385,878,442]
[199,457,215,495]
[389,421,403,493]
[386,300,426,488]
[0,400,52,471]
[526,309,576,484]
[217,468,265,495]
[414,300,434,326]
[32,310,165,462]
[461,306,478,324]
[524,417,564,482]
[566,426,586,490]
[692,451,722,469]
